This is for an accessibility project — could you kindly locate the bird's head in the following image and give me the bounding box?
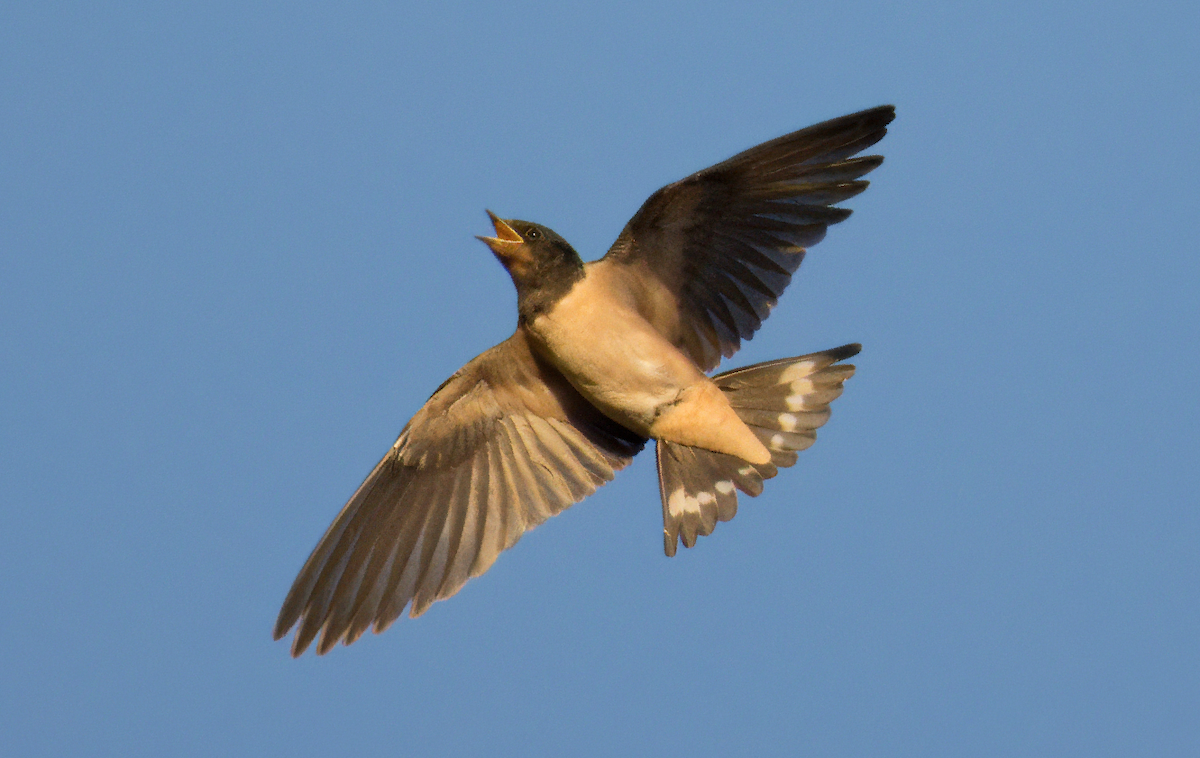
[477,210,583,290]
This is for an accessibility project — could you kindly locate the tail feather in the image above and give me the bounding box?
[656,343,860,556]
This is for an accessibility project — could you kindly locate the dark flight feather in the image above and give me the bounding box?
[274,331,645,656]
[601,106,893,370]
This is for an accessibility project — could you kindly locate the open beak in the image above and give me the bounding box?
[476,210,532,273]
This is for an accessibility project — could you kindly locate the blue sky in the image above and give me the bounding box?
[2,1,1197,756]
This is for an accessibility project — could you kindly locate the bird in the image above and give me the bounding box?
[274,105,895,656]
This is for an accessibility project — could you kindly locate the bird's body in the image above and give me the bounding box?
[525,261,771,463]
[275,105,895,655]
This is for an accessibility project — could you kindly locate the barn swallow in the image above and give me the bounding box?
[275,105,895,655]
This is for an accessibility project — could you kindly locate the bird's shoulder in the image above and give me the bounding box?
[398,328,606,468]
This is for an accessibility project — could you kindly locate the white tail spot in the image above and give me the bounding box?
[788,378,815,395]
[778,412,798,432]
[785,394,811,412]
[668,487,700,518]
[714,480,734,495]
[779,361,817,383]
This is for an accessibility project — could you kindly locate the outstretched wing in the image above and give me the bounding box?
[598,105,893,371]
[274,329,646,656]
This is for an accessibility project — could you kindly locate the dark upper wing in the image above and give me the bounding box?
[274,329,646,656]
[598,105,894,371]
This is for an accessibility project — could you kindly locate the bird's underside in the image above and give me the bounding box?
[275,105,894,655]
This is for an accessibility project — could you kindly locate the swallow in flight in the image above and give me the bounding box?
[275,105,895,655]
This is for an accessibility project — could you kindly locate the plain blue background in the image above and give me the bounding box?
[3,2,1197,756]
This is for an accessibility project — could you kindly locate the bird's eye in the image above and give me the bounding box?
[525,227,541,240]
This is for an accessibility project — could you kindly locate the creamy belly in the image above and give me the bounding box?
[529,273,701,434]
[526,267,771,464]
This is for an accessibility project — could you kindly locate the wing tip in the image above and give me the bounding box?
[851,104,896,129]
[826,343,863,362]
[871,103,897,121]
[816,104,896,139]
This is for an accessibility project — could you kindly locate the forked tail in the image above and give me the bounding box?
[656,344,860,556]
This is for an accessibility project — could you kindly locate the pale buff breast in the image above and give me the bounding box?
[528,266,769,464]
